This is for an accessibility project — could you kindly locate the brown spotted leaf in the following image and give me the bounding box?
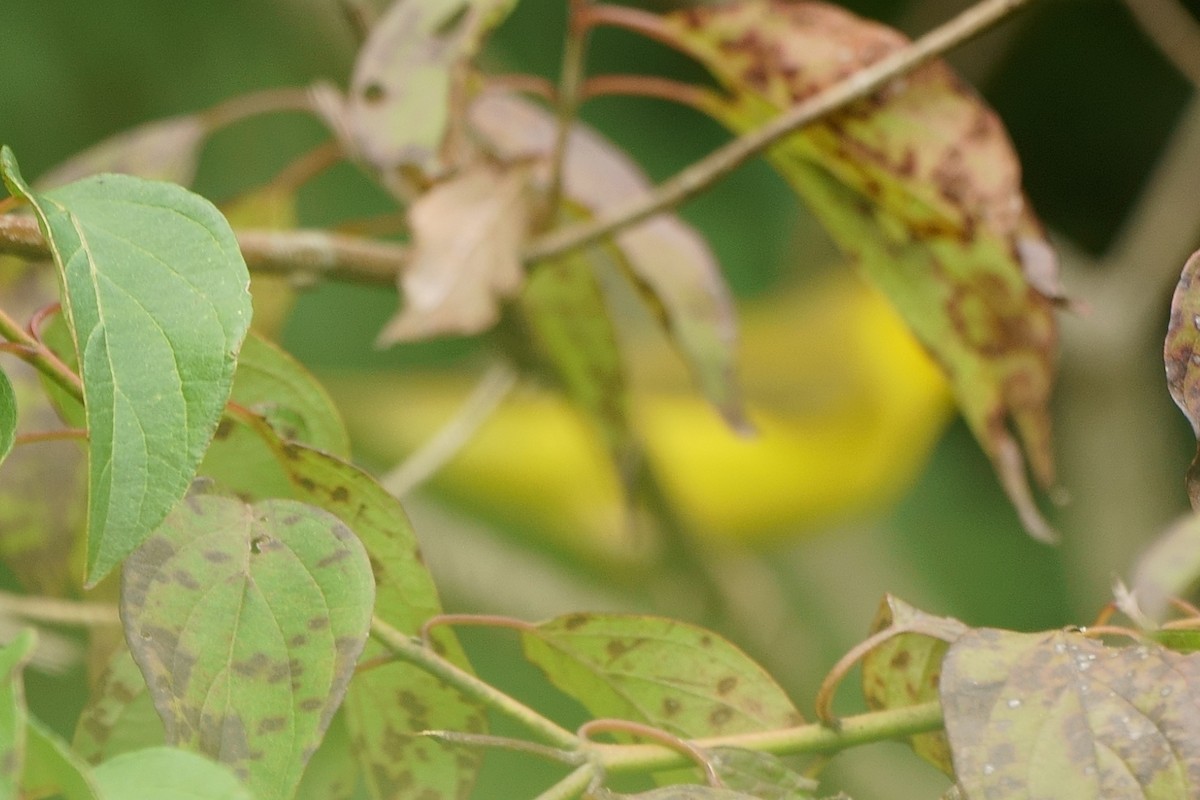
[377,161,533,343]
[343,0,517,180]
[1165,250,1200,508]
[206,409,485,800]
[121,488,375,800]
[941,628,1200,798]
[470,92,745,428]
[657,0,1061,539]
[861,596,966,776]
[521,614,802,737]
[73,646,165,764]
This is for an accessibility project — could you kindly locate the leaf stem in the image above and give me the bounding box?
[543,0,594,224]
[0,590,120,627]
[369,615,580,750]
[0,304,83,403]
[533,764,597,800]
[523,0,1036,263]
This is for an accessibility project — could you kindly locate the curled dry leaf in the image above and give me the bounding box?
[1129,513,1200,625]
[470,92,746,428]
[35,114,210,189]
[1165,249,1200,508]
[942,628,1200,798]
[377,160,534,343]
[657,0,1062,539]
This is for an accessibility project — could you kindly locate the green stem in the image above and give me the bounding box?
[0,305,83,403]
[369,616,579,750]
[543,0,593,224]
[596,701,945,775]
[533,764,597,800]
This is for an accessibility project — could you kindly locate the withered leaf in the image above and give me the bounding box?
[942,628,1200,798]
[470,92,746,428]
[1128,513,1200,625]
[35,114,209,189]
[657,0,1062,539]
[1165,249,1200,508]
[377,160,533,343]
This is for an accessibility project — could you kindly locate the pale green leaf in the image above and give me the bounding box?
[522,614,802,737]
[23,716,102,800]
[708,748,817,800]
[295,710,359,800]
[212,410,485,800]
[343,0,517,179]
[73,646,165,764]
[0,369,15,470]
[0,146,252,583]
[0,630,37,796]
[655,2,1061,540]
[121,489,374,800]
[92,747,253,800]
[942,628,1200,799]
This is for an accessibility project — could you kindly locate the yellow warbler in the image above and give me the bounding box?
[328,272,952,561]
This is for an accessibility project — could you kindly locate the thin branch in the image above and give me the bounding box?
[580,74,709,108]
[14,428,87,446]
[0,303,83,403]
[199,86,318,130]
[0,590,120,627]
[544,0,594,223]
[533,764,597,800]
[523,0,1037,264]
[580,719,723,787]
[369,615,580,750]
[382,361,517,496]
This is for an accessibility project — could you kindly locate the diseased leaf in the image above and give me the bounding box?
[1165,249,1200,507]
[860,596,964,776]
[378,160,533,343]
[92,746,253,800]
[344,0,517,179]
[73,646,165,764]
[656,1,1061,539]
[23,716,102,800]
[1129,514,1200,624]
[470,92,745,428]
[708,748,818,800]
[0,368,16,470]
[0,630,37,797]
[36,113,210,189]
[522,613,802,737]
[941,628,1200,798]
[121,489,375,800]
[206,409,485,800]
[0,146,252,583]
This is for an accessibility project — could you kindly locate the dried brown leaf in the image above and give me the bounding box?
[1165,249,1200,508]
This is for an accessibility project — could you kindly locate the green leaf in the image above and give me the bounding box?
[0,146,252,584]
[1165,249,1200,507]
[342,0,518,179]
[23,716,102,800]
[0,630,37,797]
[213,410,486,800]
[654,1,1061,540]
[521,614,802,737]
[860,596,964,776]
[92,747,253,800]
[708,748,817,800]
[73,646,165,764]
[121,489,375,800]
[471,92,746,428]
[36,113,210,189]
[941,628,1200,799]
[295,710,359,800]
[0,368,16,470]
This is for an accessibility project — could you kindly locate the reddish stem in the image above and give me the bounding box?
[581,74,710,110]
[14,428,87,446]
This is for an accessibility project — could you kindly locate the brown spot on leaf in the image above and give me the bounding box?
[256,716,288,734]
[563,613,590,630]
[299,697,324,712]
[662,697,682,716]
[709,706,734,727]
[717,676,738,695]
[331,486,350,503]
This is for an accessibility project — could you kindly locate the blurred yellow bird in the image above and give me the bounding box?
[327,270,952,563]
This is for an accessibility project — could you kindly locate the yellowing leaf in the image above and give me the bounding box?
[942,628,1200,798]
[657,0,1061,540]
[378,161,533,343]
[470,92,745,428]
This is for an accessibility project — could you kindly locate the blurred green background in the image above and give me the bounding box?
[2,0,1199,797]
